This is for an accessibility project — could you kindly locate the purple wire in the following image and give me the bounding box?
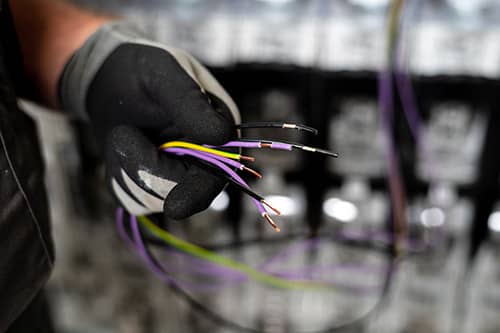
[163,249,248,281]
[116,207,136,249]
[259,238,321,271]
[395,72,420,139]
[125,211,176,283]
[118,209,389,294]
[163,147,266,214]
[273,263,386,277]
[270,263,385,295]
[129,213,249,292]
[394,0,421,140]
[378,68,402,186]
[208,140,293,151]
[394,1,421,141]
[271,271,382,295]
[378,7,411,248]
[394,4,420,141]
[127,213,381,295]
[335,228,443,252]
[166,147,245,172]
[116,208,247,290]
[394,1,438,187]
[270,142,293,151]
[218,141,262,149]
[258,237,387,294]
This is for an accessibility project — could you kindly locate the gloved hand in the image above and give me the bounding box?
[59,22,240,219]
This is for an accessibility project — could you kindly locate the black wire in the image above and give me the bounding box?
[238,138,339,158]
[145,232,392,254]
[236,122,319,135]
[313,148,339,158]
[165,259,397,333]
[138,225,260,332]
[143,216,399,333]
[163,252,396,332]
[183,155,266,203]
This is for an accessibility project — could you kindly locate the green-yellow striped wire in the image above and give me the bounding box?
[138,215,331,291]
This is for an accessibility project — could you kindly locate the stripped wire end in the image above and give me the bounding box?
[242,166,262,178]
[262,200,281,216]
[298,146,339,158]
[260,143,273,148]
[236,122,318,135]
[240,155,255,162]
[262,213,280,232]
[316,148,339,158]
[282,123,319,135]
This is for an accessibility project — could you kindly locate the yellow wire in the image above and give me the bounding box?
[160,141,242,160]
[138,215,329,291]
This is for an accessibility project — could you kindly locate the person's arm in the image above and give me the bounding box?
[9,0,111,107]
[10,0,241,220]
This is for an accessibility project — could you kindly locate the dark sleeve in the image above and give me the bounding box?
[0,95,55,331]
[0,3,55,330]
[1,0,30,97]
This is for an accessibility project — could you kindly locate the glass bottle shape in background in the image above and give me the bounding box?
[320,178,389,331]
[463,206,500,333]
[329,98,385,177]
[389,192,470,333]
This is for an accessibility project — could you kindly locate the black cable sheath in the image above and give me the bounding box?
[236,122,319,135]
[237,138,338,158]
[141,215,399,333]
[183,155,266,202]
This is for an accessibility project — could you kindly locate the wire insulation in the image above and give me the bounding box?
[236,122,319,135]
[137,215,328,290]
[163,147,280,230]
[160,141,252,161]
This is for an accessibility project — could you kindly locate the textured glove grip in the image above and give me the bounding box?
[59,21,241,124]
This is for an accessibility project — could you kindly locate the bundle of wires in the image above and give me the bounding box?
[116,121,347,284]
[159,122,338,232]
[115,123,396,290]
[115,123,396,291]
[115,123,395,331]
[116,207,393,332]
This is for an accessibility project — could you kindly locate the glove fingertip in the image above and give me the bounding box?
[163,168,225,220]
[201,120,234,146]
[163,197,192,220]
[185,108,235,146]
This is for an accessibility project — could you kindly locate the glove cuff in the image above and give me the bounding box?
[58,21,151,120]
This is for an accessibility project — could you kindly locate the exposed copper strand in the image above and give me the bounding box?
[262,200,281,216]
[239,155,255,162]
[242,166,262,178]
[262,213,280,232]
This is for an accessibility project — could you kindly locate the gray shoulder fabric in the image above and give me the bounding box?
[59,21,241,124]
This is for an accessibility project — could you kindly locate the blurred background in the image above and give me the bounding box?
[22,0,500,332]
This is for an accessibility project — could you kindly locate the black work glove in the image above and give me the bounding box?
[59,22,240,219]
